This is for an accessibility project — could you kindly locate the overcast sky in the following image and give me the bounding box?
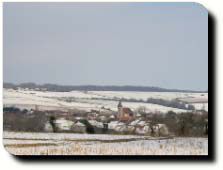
[3,2,208,91]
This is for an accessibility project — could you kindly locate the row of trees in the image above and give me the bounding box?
[3,82,205,93]
[4,110,47,132]
[137,109,208,137]
[3,107,28,114]
[146,98,195,110]
[4,106,208,137]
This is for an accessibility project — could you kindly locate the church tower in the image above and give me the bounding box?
[117,101,123,119]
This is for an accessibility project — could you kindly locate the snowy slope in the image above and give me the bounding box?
[3,88,208,113]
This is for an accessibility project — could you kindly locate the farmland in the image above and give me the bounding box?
[3,88,208,155]
[3,88,208,113]
[4,131,208,155]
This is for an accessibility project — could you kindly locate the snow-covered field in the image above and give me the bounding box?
[3,131,208,155]
[3,88,208,113]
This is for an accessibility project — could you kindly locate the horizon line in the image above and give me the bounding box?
[3,81,208,92]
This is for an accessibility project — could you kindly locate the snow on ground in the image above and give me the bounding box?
[5,89,208,101]
[191,103,208,111]
[3,89,101,111]
[90,91,208,101]
[3,131,208,155]
[3,88,208,113]
[3,131,144,141]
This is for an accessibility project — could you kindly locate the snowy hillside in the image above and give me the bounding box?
[3,88,208,113]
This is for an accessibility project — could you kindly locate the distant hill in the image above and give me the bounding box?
[3,82,206,93]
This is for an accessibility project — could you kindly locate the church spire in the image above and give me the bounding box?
[118,100,122,108]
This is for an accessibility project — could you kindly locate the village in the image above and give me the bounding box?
[3,88,209,155]
[2,85,209,155]
[3,101,169,137]
[4,99,209,138]
[42,101,169,136]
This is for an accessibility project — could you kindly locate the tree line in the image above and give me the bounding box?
[3,82,206,93]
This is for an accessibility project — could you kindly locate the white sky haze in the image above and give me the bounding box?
[3,2,208,91]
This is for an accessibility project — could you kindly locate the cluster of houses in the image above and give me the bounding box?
[44,101,169,136]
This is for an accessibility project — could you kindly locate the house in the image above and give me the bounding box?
[87,112,98,120]
[152,123,169,136]
[135,125,151,135]
[99,107,114,115]
[117,101,135,122]
[71,121,86,133]
[44,121,54,132]
[53,118,74,131]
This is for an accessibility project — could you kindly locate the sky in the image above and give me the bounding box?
[3,2,208,91]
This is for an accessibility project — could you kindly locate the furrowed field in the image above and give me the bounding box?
[4,132,208,155]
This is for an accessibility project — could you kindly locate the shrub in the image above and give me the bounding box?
[79,119,95,134]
